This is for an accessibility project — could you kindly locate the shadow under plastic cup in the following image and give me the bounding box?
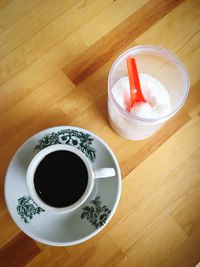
[108,45,190,140]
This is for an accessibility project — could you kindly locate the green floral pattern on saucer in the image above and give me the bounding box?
[17,196,45,223]
[81,196,111,229]
[35,129,96,162]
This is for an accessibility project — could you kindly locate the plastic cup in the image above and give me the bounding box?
[108,45,190,140]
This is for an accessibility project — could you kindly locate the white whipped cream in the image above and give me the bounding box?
[112,73,171,119]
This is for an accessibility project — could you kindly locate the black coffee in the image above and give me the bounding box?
[34,150,88,208]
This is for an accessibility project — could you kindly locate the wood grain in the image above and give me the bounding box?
[0,0,200,266]
[0,0,79,58]
[0,0,47,33]
[0,232,41,267]
[63,0,184,85]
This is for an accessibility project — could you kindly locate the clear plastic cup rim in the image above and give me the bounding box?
[108,45,190,123]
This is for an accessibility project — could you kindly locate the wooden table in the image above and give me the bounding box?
[0,0,200,266]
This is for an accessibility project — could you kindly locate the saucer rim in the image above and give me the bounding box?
[4,125,122,246]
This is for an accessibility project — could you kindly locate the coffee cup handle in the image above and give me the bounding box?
[93,168,116,179]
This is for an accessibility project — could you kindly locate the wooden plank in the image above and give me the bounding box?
[0,232,40,267]
[63,235,124,267]
[115,216,187,267]
[76,0,149,47]
[171,189,200,236]
[0,33,85,114]
[26,245,70,267]
[162,228,200,267]
[0,0,111,86]
[109,147,200,253]
[0,0,47,33]
[135,0,200,53]
[0,210,20,248]
[177,31,200,85]
[0,0,79,59]
[116,111,190,178]
[0,72,74,140]
[29,234,124,267]
[183,80,200,114]
[109,117,200,235]
[63,0,185,85]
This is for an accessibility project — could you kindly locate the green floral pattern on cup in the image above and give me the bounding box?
[81,196,111,229]
[35,129,96,162]
[17,196,45,223]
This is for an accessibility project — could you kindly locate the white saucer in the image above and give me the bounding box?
[4,126,121,246]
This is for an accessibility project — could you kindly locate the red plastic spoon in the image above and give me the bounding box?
[127,57,146,112]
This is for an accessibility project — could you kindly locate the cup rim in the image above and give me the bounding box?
[26,144,94,213]
[108,44,190,123]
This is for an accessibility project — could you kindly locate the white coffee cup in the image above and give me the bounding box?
[26,144,115,213]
